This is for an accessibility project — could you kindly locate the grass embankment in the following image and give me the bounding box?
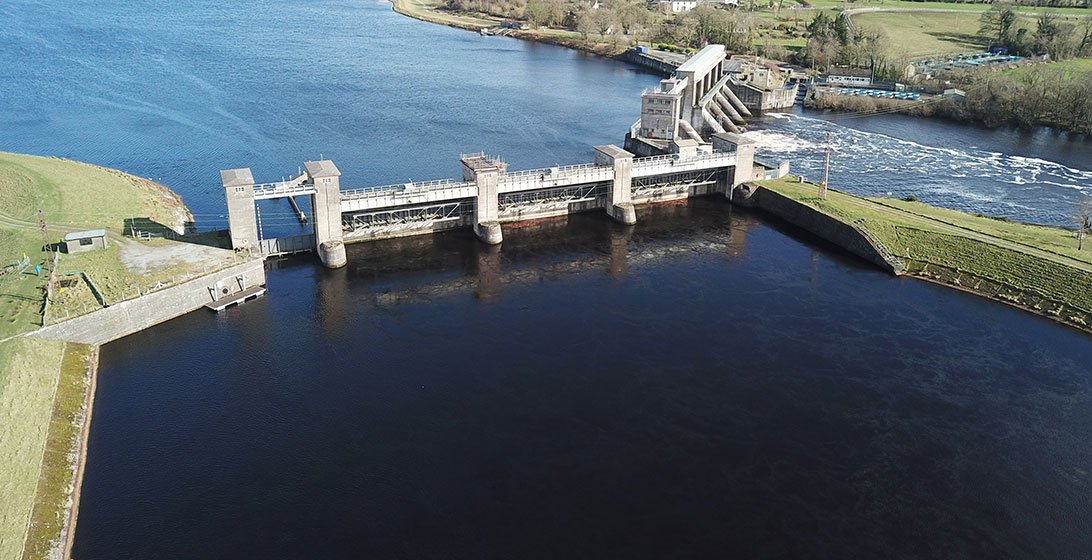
[757,177,1092,329]
[0,338,65,560]
[19,343,94,560]
[0,152,225,560]
[0,152,193,336]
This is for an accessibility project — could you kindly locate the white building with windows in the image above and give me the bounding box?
[657,0,698,12]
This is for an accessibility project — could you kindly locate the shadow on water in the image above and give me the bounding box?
[75,198,1092,560]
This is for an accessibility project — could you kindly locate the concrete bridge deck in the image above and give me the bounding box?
[221,135,756,268]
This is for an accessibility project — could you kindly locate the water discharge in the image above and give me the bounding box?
[749,111,1092,225]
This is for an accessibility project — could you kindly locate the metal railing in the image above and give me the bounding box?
[341,178,471,200]
[501,162,601,180]
[252,181,316,199]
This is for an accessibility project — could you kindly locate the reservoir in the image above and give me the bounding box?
[2,0,1091,557]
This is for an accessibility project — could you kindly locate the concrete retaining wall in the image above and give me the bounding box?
[32,259,266,345]
[754,186,897,273]
[618,50,678,77]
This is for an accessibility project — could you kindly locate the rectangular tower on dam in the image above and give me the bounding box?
[304,159,346,268]
[221,168,258,251]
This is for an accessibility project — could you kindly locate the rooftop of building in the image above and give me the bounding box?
[220,168,254,188]
[677,45,726,75]
[64,229,107,242]
[827,66,873,78]
[304,159,341,178]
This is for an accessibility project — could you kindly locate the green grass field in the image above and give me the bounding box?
[758,178,1092,316]
[0,337,65,560]
[0,152,194,337]
[998,57,1092,78]
[854,11,991,57]
[810,0,1091,15]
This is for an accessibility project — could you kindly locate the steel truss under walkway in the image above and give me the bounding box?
[499,182,609,211]
[632,169,722,198]
[343,200,472,237]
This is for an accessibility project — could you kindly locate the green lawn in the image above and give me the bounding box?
[850,11,1050,58]
[810,0,1091,15]
[998,57,1092,78]
[874,197,1092,265]
[0,152,188,240]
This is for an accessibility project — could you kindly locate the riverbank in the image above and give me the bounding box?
[387,0,621,56]
[744,177,1092,332]
[0,152,262,560]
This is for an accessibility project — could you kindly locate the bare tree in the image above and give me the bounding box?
[979,3,1017,48]
[1074,195,1092,251]
[575,8,595,44]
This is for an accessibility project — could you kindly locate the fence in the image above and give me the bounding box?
[0,255,31,277]
[45,252,254,325]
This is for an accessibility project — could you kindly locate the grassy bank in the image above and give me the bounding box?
[0,152,195,337]
[0,338,65,560]
[19,343,95,560]
[755,177,1092,329]
[0,152,233,559]
[388,0,645,56]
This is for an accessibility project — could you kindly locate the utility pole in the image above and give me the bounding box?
[820,132,832,200]
[38,210,53,266]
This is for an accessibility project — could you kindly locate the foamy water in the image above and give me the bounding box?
[746,113,1092,226]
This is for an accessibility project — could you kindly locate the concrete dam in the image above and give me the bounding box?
[221,134,757,268]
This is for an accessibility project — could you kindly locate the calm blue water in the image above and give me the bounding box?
[4,0,1092,558]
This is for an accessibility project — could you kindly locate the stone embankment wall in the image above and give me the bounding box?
[32,259,266,345]
[744,185,899,274]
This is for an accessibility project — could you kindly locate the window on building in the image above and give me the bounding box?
[79,237,93,246]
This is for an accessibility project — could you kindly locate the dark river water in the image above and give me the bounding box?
[4,0,1092,558]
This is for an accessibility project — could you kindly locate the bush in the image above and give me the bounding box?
[904,194,918,202]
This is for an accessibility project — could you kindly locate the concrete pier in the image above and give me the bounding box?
[595,145,637,225]
[712,133,756,197]
[305,160,347,268]
[462,154,506,245]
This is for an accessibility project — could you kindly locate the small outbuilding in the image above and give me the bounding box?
[64,229,108,254]
[826,67,873,87]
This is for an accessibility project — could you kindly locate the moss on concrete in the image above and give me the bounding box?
[20,343,95,560]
